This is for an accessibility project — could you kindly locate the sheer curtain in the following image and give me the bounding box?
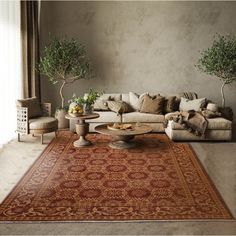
[0,1,21,147]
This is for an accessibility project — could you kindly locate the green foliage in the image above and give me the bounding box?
[39,36,91,84]
[38,36,92,108]
[196,34,236,83]
[70,89,103,106]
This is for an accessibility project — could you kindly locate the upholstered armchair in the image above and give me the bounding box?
[16,97,58,144]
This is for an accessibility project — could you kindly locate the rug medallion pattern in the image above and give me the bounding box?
[0,132,233,221]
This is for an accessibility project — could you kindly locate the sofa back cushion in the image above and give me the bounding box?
[94,94,121,111]
[121,94,130,105]
[140,94,165,114]
[179,97,207,112]
[16,97,42,118]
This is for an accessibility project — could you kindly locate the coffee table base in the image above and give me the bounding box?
[73,136,92,147]
[109,140,137,149]
[109,135,136,149]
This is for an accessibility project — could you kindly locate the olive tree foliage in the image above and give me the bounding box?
[39,37,91,109]
[196,34,236,107]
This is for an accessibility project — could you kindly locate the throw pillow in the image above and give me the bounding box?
[129,92,148,111]
[94,94,114,111]
[94,97,111,111]
[139,94,165,114]
[107,100,132,114]
[163,96,176,113]
[179,97,207,112]
[206,103,218,112]
[179,92,198,100]
[16,97,42,118]
[201,110,221,119]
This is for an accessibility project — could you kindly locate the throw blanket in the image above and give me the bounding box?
[164,111,208,137]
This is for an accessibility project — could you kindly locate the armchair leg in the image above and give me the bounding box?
[55,131,57,138]
[18,133,20,142]
[41,134,43,144]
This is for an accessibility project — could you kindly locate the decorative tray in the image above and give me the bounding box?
[107,123,134,131]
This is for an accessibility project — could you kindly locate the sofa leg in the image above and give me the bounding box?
[55,131,57,138]
[18,133,20,142]
[41,134,43,144]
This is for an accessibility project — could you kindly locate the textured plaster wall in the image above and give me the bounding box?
[40,1,236,117]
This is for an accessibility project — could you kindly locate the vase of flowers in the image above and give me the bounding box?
[83,103,94,115]
[69,89,102,115]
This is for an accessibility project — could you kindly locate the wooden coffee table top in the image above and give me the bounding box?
[95,123,152,136]
[65,113,99,120]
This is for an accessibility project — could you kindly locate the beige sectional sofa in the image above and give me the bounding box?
[165,117,232,141]
[70,93,232,141]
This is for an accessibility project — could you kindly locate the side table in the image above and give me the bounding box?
[65,113,99,147]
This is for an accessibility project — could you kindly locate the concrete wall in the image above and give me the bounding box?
[40,1,236,117]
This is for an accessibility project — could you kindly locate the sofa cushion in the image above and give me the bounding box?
[179,97,206,112]
[87,111,121,123]
[140,94,165,114]
[94,94,121,111]
[164,96,176,113]
[94,97,110,111]
[102,93,121,101]
[16,97,42,118]
[167,118,231,130]
[179,92,198,100]
[121,94,130,105]
[29,117,58,130]
[123,112,164,123]
[129,92,148,111]
[107,100,133,114]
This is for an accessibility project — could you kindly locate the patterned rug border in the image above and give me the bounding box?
[0,133,234,222]
[0,136,57,206]
[188,144,234,220]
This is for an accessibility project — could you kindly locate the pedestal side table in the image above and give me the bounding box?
[65,113,99,147]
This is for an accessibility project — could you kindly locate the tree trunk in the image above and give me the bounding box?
[220,81,226,108]
[59,81,66,108]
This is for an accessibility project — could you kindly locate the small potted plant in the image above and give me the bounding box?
[69,89,102,115]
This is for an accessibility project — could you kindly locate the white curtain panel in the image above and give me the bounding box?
[0,1,21,147]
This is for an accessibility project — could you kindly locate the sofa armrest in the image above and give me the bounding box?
[41,103,52,117]
[16,106,29,134]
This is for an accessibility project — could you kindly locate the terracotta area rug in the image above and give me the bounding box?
[0,132,233,221]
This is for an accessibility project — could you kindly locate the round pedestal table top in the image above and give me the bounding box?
[65,113,100,120]
[95,123,152,136]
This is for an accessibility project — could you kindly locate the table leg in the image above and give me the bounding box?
[73,120,92,147]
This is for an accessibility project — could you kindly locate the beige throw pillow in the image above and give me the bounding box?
[206,103,218,112]
[140,94,165,114]
[129,92,148,111]
[179,97,206,112]
[107,100,132,114]
[94,96,111,111]
[16,97,42,118]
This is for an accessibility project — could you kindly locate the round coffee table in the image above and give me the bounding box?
[65,113,99,147]
[95,123,152,149]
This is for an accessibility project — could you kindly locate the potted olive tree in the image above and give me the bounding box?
[196,34,236,108]
[39,37,91,128]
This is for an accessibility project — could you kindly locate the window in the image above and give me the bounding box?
[0,1,22,147]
